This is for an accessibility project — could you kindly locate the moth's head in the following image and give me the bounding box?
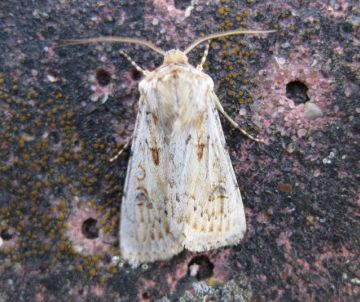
[163,50,188,65]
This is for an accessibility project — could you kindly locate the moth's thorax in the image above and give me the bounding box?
[140,64,214,134]
[163,49,188,65]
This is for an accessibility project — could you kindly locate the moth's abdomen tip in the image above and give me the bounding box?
[120,237,184,265]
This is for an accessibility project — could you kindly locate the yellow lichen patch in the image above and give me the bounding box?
[212,1,264,138]
[207,276,223,287]
[217,6,230,16]
[0,80,118,279]
[306,215,315,226]
[87,267,98,278]
[108,265,118,274]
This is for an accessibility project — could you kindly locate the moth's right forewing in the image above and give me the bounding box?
[120,88,183,266]
[168,74,247,252]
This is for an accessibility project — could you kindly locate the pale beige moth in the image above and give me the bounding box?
[62,29,275,266]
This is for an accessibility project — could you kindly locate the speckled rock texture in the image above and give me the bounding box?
[0,0,359,301]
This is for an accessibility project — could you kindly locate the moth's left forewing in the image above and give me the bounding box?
[120,78,183,266]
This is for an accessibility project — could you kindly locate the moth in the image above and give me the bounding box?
[62,29,275,265]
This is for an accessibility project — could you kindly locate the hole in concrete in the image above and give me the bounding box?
[47,25,57,35]
[96,69,111,86]
[187,255,214,280]
[174,0,191,10]
[340,22,353,36]
[1,228,14,241]
[49,131,60,144]
[142,292,150,300]
[81,218,99,239]
[130,67,142,81]
[286,81,309,105]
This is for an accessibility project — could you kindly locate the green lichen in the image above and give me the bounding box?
[0,76,120,278]
[212,0,264,136]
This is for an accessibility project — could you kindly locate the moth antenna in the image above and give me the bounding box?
[58,37,166,56]
[196,40,211,71]
[119,50,148,75]
[213,95,264,143]
[184,29,277,54]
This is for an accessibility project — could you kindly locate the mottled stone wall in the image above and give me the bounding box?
[0,0,359,301]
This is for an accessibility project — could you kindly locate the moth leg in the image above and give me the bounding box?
[119,50,149,76]
[213,95,263,143]
[196,40,211,71]
[109,135,133,162]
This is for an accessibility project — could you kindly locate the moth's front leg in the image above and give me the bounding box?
[119,50,149,76]
[213,94,264,143]
[196,40,211,71]
[109,135,133,162]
